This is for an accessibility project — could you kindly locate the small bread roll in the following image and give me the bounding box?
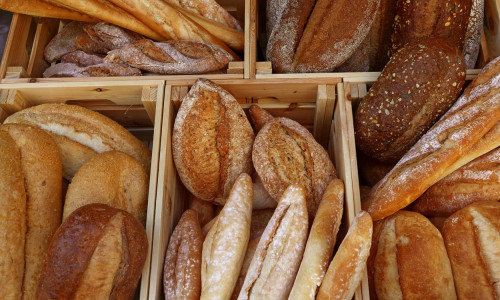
[163,209,203,299]
[289,179,344,299]
[238,184,308,300]
[202,173,253,300]
[316,211,373,300]
[64,150,149,225]
[188,195,215,227]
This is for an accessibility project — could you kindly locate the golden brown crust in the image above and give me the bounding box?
[413,147,500,217]
[0,124,62,300]
[37,203,148,300]
[163,209,203,300]
[316,211,373,300]
[202,173,253,299]
[4,103,152,174]
[238,184,308,300]
[355,38,466,163]
[0,0,99,22]
[248,105,275,132]
[367,56,500,220]
[0,131,26,300]
[373,211,456,299]
[64,150,149,225]
[442,201,500,299]
[253,117,336,218]
[289,179,344,299]
[172,79,254,204]
[188,195,214,227]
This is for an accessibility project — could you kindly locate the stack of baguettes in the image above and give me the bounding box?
[164,78,374,300]
[0,103,154,299]
[0,0,244,58]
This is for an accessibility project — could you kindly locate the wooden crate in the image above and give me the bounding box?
[253,0,500,79]
[0,80,165,300]
[0,0,249,83]
[148,77,370,300]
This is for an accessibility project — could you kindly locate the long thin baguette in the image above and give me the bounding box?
[367,56,500,220]
[0,0,98,22]
[44,0,163,41]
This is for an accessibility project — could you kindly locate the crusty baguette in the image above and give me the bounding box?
[238,184,308,300]
[373,211,456,299]
[172,79,254,204]
[442,201,500,299]
[163,209,203,300]
[0,131,26,300]
[367,56,500,220]
[0,0,98,22]
[37,204,148,299]
[289,179,344,299]
[253,117,336,219]
[202,173,253,300]
[44,0,163,40]
[316,211,373,300]
[413,147,500,217]
[0,124,62,300]
[64,151,149,225]
[4,103,152,178]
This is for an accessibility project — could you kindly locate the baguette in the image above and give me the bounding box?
[0,0,98,22]
[238,184,308,300]
[202,173,253,300]
[316,211,373,300]
[163,209,203,300]
[367,56,500,220]
[0,131,26,300]
[289,179,344,299]
[0,124,62,300]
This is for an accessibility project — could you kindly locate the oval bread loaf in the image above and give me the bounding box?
[172,78,254,204]
[355,38,466,163]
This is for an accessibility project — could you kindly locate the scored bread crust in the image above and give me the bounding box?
[163,209,203,300]
[252,117,336,218]
[172,78,254,204]
[367,56,500,220]
[0,0,99,22]
[0,131,26,300]
[0,124,62,300]
[442,201,500,299]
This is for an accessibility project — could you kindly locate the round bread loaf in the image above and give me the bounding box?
[64,150,149,225]
[253,117,336,218]
[172,78,254,204]
[355,38,466,163]
[37,203,148,300]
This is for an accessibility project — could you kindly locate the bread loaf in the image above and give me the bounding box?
[44,21,87,63]
[413,147,500,217]
[372,211,456,299]
[43,62,142,78]
[104,39,233,75]
[172,79,254,204]
[202,173,253,299]
[61,50,105,67]
[316,211,373,300]
[86,22,143,50]
[4,103,152,179]
[238,184,308,300]
[253,117,336,218]
[188,195,215,227]
[64,151,149,225]
[0,124,62,300]
[248,104,275,132]
[0,0,98,22]
[355,38,466,163]
[37,203,148,300]
[366,56,500,220]
[163,209,203,300]
[442,201,500,299]
[463,0,484,68]
[0,131,26,300]
[368,0,396,70]
[289,179,344,299]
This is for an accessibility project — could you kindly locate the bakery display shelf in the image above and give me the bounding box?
[149,78,369,300]
[0,80,166,300]
[0,0,248,83]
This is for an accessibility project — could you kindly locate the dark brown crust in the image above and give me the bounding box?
[368,0,396,71]
[357,151,395,187]
[366,56,500,221]
[44,21,86,63]
[391,0,472,54]
[163,209,202,300]
[442,201,500,299]
[61,50,105,67]
[36,203,147,300]
[355,38,466,163]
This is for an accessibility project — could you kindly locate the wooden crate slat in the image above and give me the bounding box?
[27,18,59,78]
